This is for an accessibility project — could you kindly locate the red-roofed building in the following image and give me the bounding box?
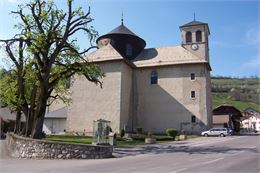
[241,115,260,132]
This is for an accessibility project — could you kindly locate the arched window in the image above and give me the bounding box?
[186,31,192,43]
[196,30,202,42]
[191,115,196,123]
[126,44,132,58]
[151,70,158,84]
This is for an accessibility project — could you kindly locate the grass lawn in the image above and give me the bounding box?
[45,135,93,144]
[44,134,200,147]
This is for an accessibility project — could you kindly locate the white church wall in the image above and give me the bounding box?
[120,62,133,132]
[43,118,66,135]
[135,64,209,133]
[66,61,122,133]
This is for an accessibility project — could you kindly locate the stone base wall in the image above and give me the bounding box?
[6,133,113,159]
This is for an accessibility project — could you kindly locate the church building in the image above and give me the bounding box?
[66,19,212,134]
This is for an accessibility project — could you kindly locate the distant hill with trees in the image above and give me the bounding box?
[211,76,260,112]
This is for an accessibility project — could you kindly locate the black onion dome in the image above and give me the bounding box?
[107,24,138,36]
[96,23,146,60]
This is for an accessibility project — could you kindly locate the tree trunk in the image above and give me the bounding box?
[14,108,21,134]
[26,85,37,137]
[31,84,49,139]
[32,113,45,139]
[15,65,25,134]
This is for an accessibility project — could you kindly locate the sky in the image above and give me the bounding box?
[0,0,259,77]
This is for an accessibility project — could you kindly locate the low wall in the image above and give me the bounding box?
[6,133,113,159]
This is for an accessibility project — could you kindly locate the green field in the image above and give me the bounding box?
[212,93,260,112]
[211,78,259,89]
[211,77,260,112]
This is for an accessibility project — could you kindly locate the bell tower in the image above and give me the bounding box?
[179,19,210,62]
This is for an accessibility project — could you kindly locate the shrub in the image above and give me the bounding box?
[120,129,125,138]
[165,128,178,140]
[135,127,143,134]
[104,126,112,136]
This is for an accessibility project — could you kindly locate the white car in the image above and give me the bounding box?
[201,128,230,137]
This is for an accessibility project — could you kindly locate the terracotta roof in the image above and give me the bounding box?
[255,115,260,119]
[132,46,207,67]
[86,45,209,68]
[86,44,123,62]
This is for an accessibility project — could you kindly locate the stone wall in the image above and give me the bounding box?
[6,133,113,159]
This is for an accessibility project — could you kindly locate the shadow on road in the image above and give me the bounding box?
[113,136,259,158]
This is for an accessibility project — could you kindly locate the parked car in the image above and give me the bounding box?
[227,128,233,135]
[201,128,231,137]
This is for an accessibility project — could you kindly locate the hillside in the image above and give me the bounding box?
[211,77,260,112]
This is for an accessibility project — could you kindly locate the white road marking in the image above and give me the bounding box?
[170,168,187,173]
[202,158,224,165]
[246,146,257,149]
[231,150,245,156]
[190,136,244,147]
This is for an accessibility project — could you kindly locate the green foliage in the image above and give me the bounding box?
[120,129,125,138]
[104,126,112,136]
[0,0,104,138]
[0,71,18,109]
[211,77,260,111]
[212,93,260,112]
[165,128,178,140]
[135,127,143,134]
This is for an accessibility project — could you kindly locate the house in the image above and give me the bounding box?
[43,107,67,135]
[0,107,26,133]
[66,19,212,134]
[241,108,260,132]
[242,107,260,117]
[212,105,242,132]
[241,115,260,132]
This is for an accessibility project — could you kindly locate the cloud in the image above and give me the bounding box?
[7,0,19,3]
[0,0,19,7]
[243,53,260,71]
[245,27,260,45]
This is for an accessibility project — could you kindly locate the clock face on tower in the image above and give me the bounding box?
[191,43,199,50]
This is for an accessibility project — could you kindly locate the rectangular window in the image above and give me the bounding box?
[191,115,196,123]
[191,91,195,98]
[190,73,195,80]
[151,70,158,85]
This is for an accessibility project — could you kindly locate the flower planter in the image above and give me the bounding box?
[178,134,187,141]
[145,137,156,144]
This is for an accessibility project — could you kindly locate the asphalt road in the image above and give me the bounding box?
[0,134,259,173]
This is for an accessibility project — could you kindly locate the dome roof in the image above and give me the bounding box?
[107,24,138,36]
[96,23,146,48]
